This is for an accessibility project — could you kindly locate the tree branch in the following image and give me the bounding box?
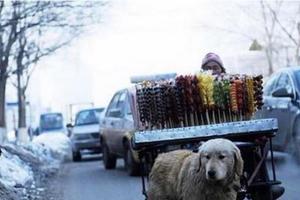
[199,24,255,41]
[266,1,298,46]
[8,78,18,88]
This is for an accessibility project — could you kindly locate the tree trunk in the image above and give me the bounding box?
[17,67,29,143]
[296,46,300,65]
[17,72,26,128]
[0,71,7,143]
[265,48,274,75]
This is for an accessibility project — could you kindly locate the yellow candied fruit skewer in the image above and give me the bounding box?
[196,73,207,107]
[196,73,215,109]
[206,74,215,109]
[246,77,255,115]
[230,81,238,113]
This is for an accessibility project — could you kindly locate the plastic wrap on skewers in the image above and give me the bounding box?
[246,77,255,117]
[230,79,238,114]
[175,76,188,126]
[184,75,196,126]
[241,76,249,119]
[191,75,203,125]
[196,73,215,109]
[253,75,264,110]
[136,82,150,127]
[134,72,264,131]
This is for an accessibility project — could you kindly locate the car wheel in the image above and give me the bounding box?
[288,122,300,164]
[72,151,81,162]
[102,143,117,169]
[291,132,300,164]
[124,143,140,176]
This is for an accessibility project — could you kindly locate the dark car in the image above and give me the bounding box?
[255,67,300,161]
[37,112,66,135]
[99,88,141,176]
[70,107,105,161]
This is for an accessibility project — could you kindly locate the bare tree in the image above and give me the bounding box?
[0,1,21,142]
[260,0,282,75]
[265,1,300,65]
[234,0,283,75]
[198,0,297,75]
[0,1,105,143]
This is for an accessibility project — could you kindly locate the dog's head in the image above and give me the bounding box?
[198,138,243,183]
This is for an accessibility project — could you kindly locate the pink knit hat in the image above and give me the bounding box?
[201,52,225,73]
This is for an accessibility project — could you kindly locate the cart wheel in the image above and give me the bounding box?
[102,143,116,169]
[124,142,140,176]
[247,150,273,200]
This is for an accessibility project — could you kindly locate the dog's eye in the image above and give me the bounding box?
[219,155,225,160]
[206,155,210,159]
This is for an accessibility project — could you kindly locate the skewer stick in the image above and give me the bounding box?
[223,110,226,122]
[218,109,222,123]
[212,110,216,124]
[180,120,184,128]
[184,112,188,126]
[206,109,210,124]
[190,113,195,126]
[195,112,199,126]
[200,112,204,125]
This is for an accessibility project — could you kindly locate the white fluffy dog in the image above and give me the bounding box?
[147,138,244,200]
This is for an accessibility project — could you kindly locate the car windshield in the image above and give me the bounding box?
[40,113,63,132]
[75,108,104,126]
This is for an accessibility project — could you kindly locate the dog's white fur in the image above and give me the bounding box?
[147,138,244,200]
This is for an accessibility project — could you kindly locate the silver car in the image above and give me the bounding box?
[99,88,141,176]
[70,108,104,161]
[255,67,300,162]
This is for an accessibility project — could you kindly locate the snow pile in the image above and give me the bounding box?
[7,130,16,143]
[0,132,72,199]
[32,132,72,161]
[0,149,33,187]
[20,142,55,165]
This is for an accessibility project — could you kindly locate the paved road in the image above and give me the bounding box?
[57,153,299,200]
[268,152,300,200]
[60,155,143,200]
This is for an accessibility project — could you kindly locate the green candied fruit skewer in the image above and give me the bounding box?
[222,78,231,122]
[213,78,223,123]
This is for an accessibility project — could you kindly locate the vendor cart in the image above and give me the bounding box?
[132,118,284,200]
[129,72,284,200]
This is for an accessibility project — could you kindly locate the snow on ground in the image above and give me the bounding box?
[7,130,16,143]
[0,132,72,199]
[21,142,54,165]
[32,132,72,161]
[0,149,33,187]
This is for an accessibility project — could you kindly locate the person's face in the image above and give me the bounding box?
[202,61,223,75]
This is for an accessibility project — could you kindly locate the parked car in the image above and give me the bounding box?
[255,67,300,162]
[99,88,141,176]
[37,112,66,135]
[70,107,105,161]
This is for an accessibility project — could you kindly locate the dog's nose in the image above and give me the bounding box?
[208,170,216,178]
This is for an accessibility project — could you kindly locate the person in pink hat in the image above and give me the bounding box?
[201,52,226,75]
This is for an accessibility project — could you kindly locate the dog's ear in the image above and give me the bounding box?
[233,146,244,177]
[196,148,202,172]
